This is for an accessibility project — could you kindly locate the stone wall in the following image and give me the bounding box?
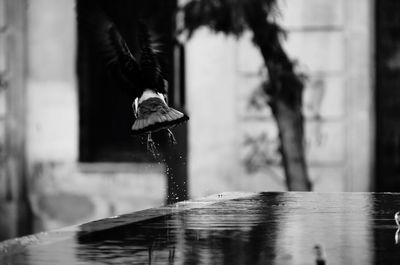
[26,0,77,163]
[29,162,165,231]
[0,0,28,240]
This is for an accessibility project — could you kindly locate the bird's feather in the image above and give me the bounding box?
[80,6,142,97]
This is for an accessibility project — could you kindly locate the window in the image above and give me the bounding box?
[77,0,178,162]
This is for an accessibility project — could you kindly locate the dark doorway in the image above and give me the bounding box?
[375,1,400,191]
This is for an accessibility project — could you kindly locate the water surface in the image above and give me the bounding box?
[1,192,400,264]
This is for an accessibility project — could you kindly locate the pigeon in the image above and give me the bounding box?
[395,211,400,227]
[313,244,326,265]
[81,5,188,154]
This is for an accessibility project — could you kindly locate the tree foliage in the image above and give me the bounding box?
[182,0,302,109]
[183,0,280,36]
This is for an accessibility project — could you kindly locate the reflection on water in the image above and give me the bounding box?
[76,197,279,265]
[274,193,374,265]
[2,192,400,265]
[372,194,400,264]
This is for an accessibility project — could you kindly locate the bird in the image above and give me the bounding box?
[395,211,400,227]
[80,5,189,155]
[313,244,326,265]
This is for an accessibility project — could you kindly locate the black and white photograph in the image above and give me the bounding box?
[0,0,398,264]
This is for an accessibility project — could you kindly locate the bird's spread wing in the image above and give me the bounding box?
[137,22,166,94]
[80,6,141,94]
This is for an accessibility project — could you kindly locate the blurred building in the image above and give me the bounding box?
[187,0,374,196]
[0,0,392,240]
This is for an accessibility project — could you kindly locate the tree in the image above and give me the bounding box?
[181,0,311,190]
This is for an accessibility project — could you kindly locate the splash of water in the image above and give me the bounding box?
[145,129,178,158]
[146,133,158,158]
[167,129,177,145]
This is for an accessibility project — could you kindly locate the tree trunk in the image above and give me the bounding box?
[243,1,311,191]
[272,101,311,190]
